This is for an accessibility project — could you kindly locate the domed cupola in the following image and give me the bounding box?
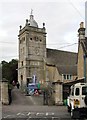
[29,10,38,28]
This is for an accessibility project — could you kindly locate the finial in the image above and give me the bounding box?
[80,22,84,28]
[30,9,33,15]
[43,23,45,28]
[26,19,28,25]
[19,25,22,30]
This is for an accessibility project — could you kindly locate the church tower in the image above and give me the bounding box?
[18,11,46,89]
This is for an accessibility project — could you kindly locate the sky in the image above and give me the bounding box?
[86,1,87,37]
[0,0,87,62]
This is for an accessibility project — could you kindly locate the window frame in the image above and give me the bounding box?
[75,88,80,96]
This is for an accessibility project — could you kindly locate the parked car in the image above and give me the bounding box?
[26,83,39,96]
[67,83,87,119]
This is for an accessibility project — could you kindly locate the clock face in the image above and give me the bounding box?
[35,47,39,55]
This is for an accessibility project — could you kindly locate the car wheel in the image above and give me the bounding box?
[84,95,87,105]
[71,108,80,119]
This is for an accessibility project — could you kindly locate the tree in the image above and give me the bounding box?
[1,59,18,83]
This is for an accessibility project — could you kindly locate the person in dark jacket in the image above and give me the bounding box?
[16,81,20,89]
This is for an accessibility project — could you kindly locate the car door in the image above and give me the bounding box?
[81,86,87,107]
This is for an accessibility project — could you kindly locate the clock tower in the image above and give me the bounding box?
[18,11,46,89]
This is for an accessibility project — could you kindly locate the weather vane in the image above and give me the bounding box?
[31,9,33,15]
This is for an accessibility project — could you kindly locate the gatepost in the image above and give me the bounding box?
[53,80,63,105]
[1,78,9,105]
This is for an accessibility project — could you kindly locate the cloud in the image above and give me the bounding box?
[0,0,86,61]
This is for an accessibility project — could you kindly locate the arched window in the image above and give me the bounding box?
[21,75,23,80]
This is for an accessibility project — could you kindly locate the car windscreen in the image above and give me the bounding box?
[82,86,87,95]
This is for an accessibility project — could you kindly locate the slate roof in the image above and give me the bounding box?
[46,48,77,75]
[57,65,77,75]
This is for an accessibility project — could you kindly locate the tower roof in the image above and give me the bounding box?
[28,10,38,28]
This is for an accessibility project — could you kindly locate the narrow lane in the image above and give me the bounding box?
[10,87,43,106]
[11,87,34,105]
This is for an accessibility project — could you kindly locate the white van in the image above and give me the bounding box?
[67,83,87,119]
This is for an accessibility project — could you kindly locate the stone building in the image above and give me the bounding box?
[18,13,46,89]
[46,49,77,105]
[77,22,87,83]
[18,12,87,105]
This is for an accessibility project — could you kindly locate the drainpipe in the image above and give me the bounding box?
[84,54,86,83]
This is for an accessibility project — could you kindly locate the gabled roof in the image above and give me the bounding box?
[46,48,77,75]
[57,65,77,75]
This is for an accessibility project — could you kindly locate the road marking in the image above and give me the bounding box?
[21,113,25,116]
[16,112,55,117]
[27,112,35,115]
[3,115,12,118]
[30,112,35,114]
[29,116,32,118]
[46,112,48,116]
[52,117,55,120]
[27,112,31,116]
[27,112,45,116]
[17,113,21,115]
[17,113,25,116]
[36,112,44,115]
[52,113,54,115]
[36,113,39,115]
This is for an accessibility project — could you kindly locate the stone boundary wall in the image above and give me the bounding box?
[1,79,9,105]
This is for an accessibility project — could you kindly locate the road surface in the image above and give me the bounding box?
[2,87,77,119]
